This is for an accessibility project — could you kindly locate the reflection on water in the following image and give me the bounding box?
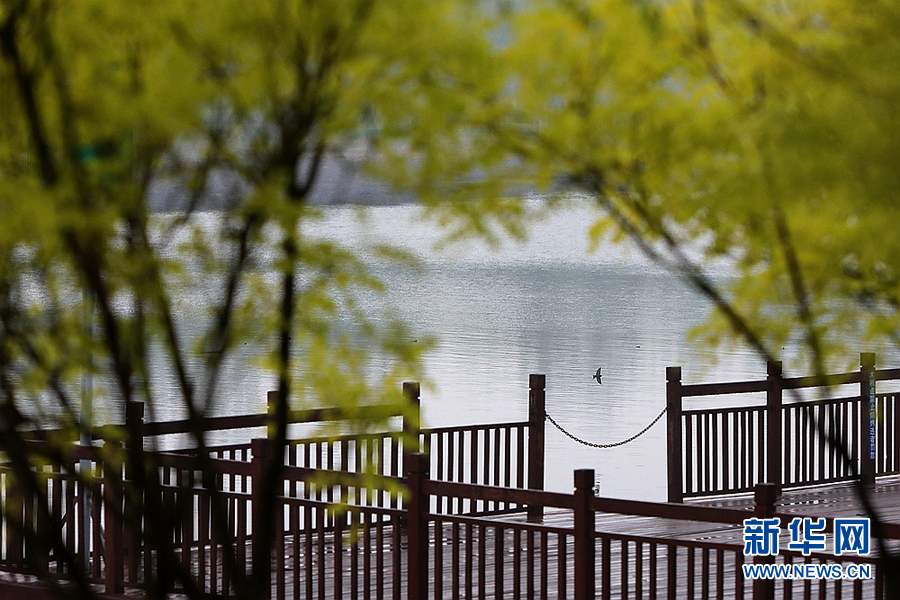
[59,200,898,500]
[84,201,770,500]
[302,201,765,500]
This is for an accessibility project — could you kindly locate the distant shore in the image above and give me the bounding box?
[147,153,416,213]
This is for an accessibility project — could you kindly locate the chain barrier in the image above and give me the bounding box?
[545,406,667,449]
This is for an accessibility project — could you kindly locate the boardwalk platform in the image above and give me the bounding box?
[484,478,899,600]
[4,478,893,599]
[556,475,900,551]
[247,477,897,599]
[3,365,900,599]
[205,478,900,599]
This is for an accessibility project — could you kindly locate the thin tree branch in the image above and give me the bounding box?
[0,2,58,185]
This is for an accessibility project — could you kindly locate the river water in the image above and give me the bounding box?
[287,200,766,501]
[125,198,899,500]
[99,198,874,500]
[36,197,899,502]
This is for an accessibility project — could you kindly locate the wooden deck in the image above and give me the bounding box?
[4,472,893,599]
[563,475,900,546]
[247,477,898,599]
[480,478,898,600]
[3,368,899,600]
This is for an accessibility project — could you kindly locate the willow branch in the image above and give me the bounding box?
[0,3,58,185]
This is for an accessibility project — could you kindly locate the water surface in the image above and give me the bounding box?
[301,202,765,500]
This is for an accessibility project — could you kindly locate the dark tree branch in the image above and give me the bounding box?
[0,2,58,185]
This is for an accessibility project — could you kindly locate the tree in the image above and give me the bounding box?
[0,1,498,598]
[423,0,900,594]
[7,0,900,596]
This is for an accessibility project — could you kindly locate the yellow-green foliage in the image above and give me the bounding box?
[394,0,900,374]
[0,0,485,434]
[6,0,900,419]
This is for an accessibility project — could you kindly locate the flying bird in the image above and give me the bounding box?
[592,367,602,384]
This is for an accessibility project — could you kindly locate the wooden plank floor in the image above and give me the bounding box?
[260,477,899,599]
[6,478,897,598]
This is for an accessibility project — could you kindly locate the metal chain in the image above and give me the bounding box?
[545,406,667,449]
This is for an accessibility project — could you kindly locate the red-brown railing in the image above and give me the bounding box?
[872,391,900,476]
[0,375,547,597]
[8,370,894,599]
[144,377,544,519]
[667,354,900,501]
[407,460,886,600]
[6,445,890,600]
[0,443,126,591]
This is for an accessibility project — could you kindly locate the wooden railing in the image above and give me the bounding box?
[2,371,896,599]
[667,354,900,501]
[407,460,885,600]
[0,375,547,597]
[5,444,890,600]
[0,443,118,590]
[142,376,545,518]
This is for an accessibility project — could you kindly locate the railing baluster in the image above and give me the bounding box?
[291,503,300,600]
[711,414,719,493]
[363,509,371,600]
[668,544,677,600]
[457,431,465,513]
[466,523,474,600]
[483,428,491,509]
[687,546,695,600]
[703,414,711,493]
[716,549,724,600]
[893,393,900,473]
[436,431,445,513]
[796,404,803,485]
[540,530,548,600]
[453,522,461,600]
[757,408,765,489]
[513,527,522,600]
[434,518,443,600]
[601,536,611,600]
[685,416,693,496]
[733,411,741,493]
[558,532,566,599]
[701,547,709,600]
[527,529,535,600]
[504,426,512,494]
[722,413,730,492]
[334,508,343,600]
[817,403,827,484]
[375,513,384,600]
[745,409,753,490]
[478,524,487,599]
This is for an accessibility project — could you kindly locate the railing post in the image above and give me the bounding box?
[104,441,124,595]
[766,362,783,493]
[860,352,876,488]
[124,401,144,583]
[666,367,684,503]
[574,469,596,600]
[402,382,421,448]
[266,390,277,439]
[527,374,546,522]
[125,401,144,466]
[403,382,422,473]
[251,437,273,599]
[753,483,778,600]
[406,452,429,600]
